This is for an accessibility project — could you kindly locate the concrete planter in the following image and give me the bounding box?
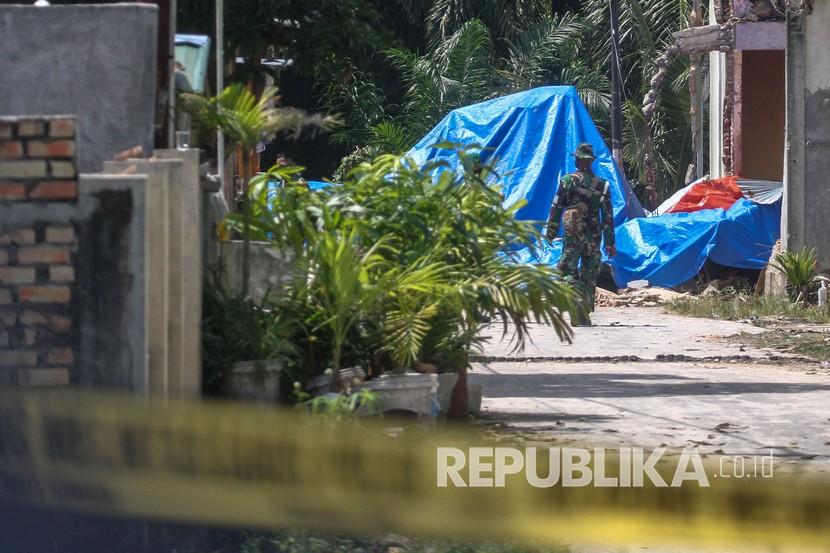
[356,373,440,421]
[305,367,366,396]
[467,383,483,415]
[222,360,282,404]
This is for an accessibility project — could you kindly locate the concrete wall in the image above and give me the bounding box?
[77,175,148,391]
[0,4,158,173]
[218,241,294,304]
[785,2,830,270]
[104,150,203,398]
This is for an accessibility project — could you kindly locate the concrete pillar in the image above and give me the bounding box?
[77,174,149,392]
[785,3,830,270]
[154,149,202,397]
[103,160,171,398]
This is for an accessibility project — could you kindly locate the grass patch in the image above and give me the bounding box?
[668,294,830,326]
[730,331,830,361]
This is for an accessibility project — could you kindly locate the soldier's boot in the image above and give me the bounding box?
[572,311,592,327]
[570,302,593,327]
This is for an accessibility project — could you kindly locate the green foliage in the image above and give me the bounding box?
[669,292,830,324]
[386,19,496,142]
[201,270,299,394]
[182,84,335,153]
[226,149,576,386]
[299,389,382,422]
[770,247,818,303]
[322,0,696,203]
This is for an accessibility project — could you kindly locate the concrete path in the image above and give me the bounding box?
[471,307,830,462]
[476,307,770,361]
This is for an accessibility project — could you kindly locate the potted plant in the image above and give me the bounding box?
[202,269,298,404]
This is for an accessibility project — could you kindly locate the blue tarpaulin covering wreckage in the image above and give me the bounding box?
[406,86,781,289]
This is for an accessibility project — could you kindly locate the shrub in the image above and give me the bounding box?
[225,148,576,388]
[770,247,818,304]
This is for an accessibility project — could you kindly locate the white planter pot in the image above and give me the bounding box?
[222,360,281,404]
[356,372,439,421]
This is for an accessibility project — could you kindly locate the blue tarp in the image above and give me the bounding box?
[613,199,781,287]
[407,86,781,288]
[408,86,644,226]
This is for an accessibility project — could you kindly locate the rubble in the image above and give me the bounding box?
[595,286,690,307]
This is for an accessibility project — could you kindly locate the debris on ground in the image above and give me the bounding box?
[596,287,689,307]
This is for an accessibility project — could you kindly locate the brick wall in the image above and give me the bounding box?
[0,116,78,387]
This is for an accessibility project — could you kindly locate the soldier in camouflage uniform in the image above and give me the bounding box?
[546,143,616,325]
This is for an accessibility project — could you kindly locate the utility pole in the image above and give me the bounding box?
[609,0,624,171]
[216,0,225,195]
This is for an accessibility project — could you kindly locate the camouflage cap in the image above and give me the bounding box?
[573,143,596,159]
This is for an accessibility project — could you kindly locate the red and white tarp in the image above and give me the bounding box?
[655,176,783,216]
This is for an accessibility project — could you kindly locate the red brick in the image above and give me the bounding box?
[19,310,47,325]
[27,140,75,158]
[29,180,77,200]
[0,267,36,284]
[17,121,45,137]
[49,119,75,138]
[47,348,74,365]
[0,309,16,326]
[49,315,72,333]
[0,350,37,367]
[0,141,23,159]
[18,286,70,303]
[0,228,36,245]
[18,245,71,265]
[49,161,76,179]
[0,183,27,200]
[45,226,75,244]
[49,265,75,283]
[0,160,47,179]
[16,368,69,387]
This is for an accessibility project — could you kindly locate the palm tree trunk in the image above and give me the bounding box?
[448,364,468,419]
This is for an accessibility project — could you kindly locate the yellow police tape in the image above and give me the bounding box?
[0,388,828,550]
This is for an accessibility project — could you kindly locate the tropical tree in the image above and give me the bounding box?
[226,150,577,406]
[182,83,335,293]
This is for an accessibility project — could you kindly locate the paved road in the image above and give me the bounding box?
[476,306,769,361]
[471,307,830,463]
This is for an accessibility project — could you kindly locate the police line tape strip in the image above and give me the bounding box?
[0,389,829,550]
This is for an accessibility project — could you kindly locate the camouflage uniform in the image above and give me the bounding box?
[546,167,615,314]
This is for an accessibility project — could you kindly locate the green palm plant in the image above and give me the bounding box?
[302,229,390,391]
[386,19,496,141]
[183,83,335,294]
[770,247,818,304]
[237,149,577,400]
